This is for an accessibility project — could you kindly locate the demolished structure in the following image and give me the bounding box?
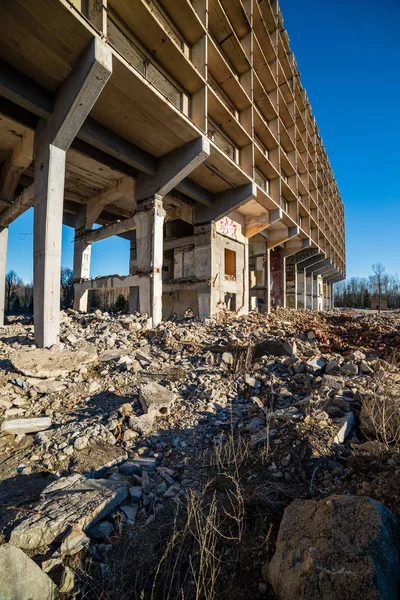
[0,0,345,347]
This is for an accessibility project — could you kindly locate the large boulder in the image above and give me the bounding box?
[0,544,56,599]
[267,495,400,600]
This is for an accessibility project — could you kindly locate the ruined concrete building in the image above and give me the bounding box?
[0,0,345,347]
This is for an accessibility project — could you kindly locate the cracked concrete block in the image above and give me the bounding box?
[139,381,175,418]
[9,473,128,550]
[0,544,56,599]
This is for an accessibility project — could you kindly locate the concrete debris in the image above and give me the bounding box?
[0,543,56,599]
[0,307,399,598]
[267,496,400,600]
[139,381,175,417]
[9,473,128,550]
[1,417,51,435]
[11,344,98,378]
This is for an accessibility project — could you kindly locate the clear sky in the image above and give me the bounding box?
[6,0,400,283]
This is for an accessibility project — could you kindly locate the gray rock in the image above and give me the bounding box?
[74,436,89,451]
[254,338,297,358]
[267,496,400,600]
[340,362,358,377]
[0,544,56,599]
[222,352,234,365]
[333,412,355,444]
[1,417,51,435]
[360,361,373,375]
[120,504,139,523]
[129,486,143,501]
[349,350,366,362]
[321,374,345,390]
[88,520,114,540]
[325,360,339,374]
[305,356,325,375]
[119,457,157,475]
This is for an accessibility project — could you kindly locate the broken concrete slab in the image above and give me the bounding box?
[9,473,128,550]
[139,381,175,418]
[1,417,51,435]
[26,378,66,394]
[0,543,56,599]
[11,344,98,378]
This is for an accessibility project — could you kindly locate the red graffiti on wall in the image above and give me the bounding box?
[218,217,238,239]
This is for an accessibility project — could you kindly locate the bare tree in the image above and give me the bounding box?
[5,270,22,313]
[372,263,386,312]
[60,267,74,309]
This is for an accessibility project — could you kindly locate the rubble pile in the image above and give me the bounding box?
[0,308,399,599]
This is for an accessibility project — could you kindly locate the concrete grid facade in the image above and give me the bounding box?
[0,0,345,346]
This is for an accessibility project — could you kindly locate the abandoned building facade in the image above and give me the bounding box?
[0,0,345,347]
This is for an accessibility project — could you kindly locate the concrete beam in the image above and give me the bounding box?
[297,252,326,270]
[0,130,34,204]
[175,178,213,206]
[243,207,282,238]
[0,60,158,175]
[75,274,141,292]
[294,248,320,264]
[305,259,331,274]
[0,184,34,227]
[84,215,137,243]
[85,176,134,228]
[267,225,299,249]
[135,137,210,202]
[284,237,312,258]
[194,182,256,224]
[43,39,112,151]
[33,39,112,348]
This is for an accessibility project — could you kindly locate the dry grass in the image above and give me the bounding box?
[361,361,400,449]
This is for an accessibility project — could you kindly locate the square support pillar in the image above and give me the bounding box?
[133,195,165,326]
[297,268,306,309]
[285,256,297,309]
[249,240,270,313]
[73,230,91,311]
[34,142,66,347]
[0,227,8,326]
[306,273,313,310]
[194,224,215,318]
[270,246,284,308]
[128,230,139,314]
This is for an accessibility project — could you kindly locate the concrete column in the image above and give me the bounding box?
[34,141,66,347]
[128,231,139,314]
[133,195,165,326]
[249,240,270,313]
[297,268,306,309]
[312,275,318,310]
[306,273,313,310]
[0,227,8,326]
[73,232,91,311]
[270,246,284,308]
[285,256,297,309]
[194,223,214,318]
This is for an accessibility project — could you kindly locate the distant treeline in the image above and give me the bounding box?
[334,263,400,309]
[4,267,130,315]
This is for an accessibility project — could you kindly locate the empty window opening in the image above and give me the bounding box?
[224,293,236,311]
[224,248,236,280]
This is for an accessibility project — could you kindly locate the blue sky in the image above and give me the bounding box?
[7,0,400,283]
